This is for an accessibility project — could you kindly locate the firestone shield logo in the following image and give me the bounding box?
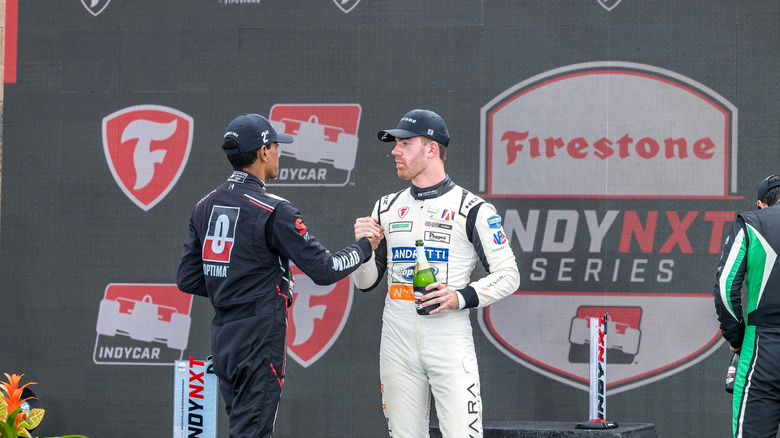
[103,105,193,211]
[333,0,360,13]
[94,284,193,366]
[598,0,622,11]
[268,104,361,187]
[81,0,111,16]
[477,62,737,393]
[479,61,738,199]
[286,264,352,368]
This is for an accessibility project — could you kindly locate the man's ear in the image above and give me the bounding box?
[257,146,267,162]
[429,141,439,157]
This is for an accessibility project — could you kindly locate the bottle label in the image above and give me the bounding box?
[414,286,440,315]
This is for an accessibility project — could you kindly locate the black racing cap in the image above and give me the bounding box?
[377,109,450,147]
[757,175,780,201]
[222,113,294,155]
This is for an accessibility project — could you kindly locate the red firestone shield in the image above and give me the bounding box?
[103,105,193,211]
[286,264,353,368]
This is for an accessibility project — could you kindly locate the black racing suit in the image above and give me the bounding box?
[177,171,371,438]
[714,205,780,438]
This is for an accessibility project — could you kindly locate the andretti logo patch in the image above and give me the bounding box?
[287,264,352,368]
[268,104,361,187]
[103,105,193,211]
[94,284,193,366]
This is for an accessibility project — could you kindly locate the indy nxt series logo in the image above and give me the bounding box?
[268,104,361,187]
[477,62,738,394]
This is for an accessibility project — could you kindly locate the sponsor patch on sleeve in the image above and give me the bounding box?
[488,215,502,229]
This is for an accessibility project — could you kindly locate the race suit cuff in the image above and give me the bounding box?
[458,286,479,308]
[356,237,373,263]
[456,291,466,310]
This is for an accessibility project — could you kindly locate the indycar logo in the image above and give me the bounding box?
[567,306,642,364]
[287,265,352,368]
[103,105,193,211]
[268,104,361,187]
[81,0,111,16]
[94,284,193,365]
[479,292,720,393]
[333,0,360,13]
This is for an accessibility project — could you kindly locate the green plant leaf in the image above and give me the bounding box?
[0,419,17,438]
[0,402,6,422]
[4,409,21,429]
[16,429,30,438]
[43,436,91,438]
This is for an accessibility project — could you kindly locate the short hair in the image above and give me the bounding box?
[762,174,780,207]
[421,137,447,161]
[223,137,259,170]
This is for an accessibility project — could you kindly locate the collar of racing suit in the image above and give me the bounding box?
[228,170,265,189]
[410,175,454,200]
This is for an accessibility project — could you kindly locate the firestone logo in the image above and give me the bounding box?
[598,0,622,11]
[334,0,361,13]
[103,105,193,211]
[479,62,738,199]
[286,265,353,368]
[81,0,111,16]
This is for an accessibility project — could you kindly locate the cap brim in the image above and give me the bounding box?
[377,129,418,142]
[276,133,294,144]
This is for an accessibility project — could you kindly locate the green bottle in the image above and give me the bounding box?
[413,239,439,315]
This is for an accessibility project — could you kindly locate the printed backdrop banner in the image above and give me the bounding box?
[1,1,778,437]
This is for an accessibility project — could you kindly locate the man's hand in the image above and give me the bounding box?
[421,282,459,314]
[354,216,384,250]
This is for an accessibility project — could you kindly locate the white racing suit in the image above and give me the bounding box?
[352,176,520,438]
